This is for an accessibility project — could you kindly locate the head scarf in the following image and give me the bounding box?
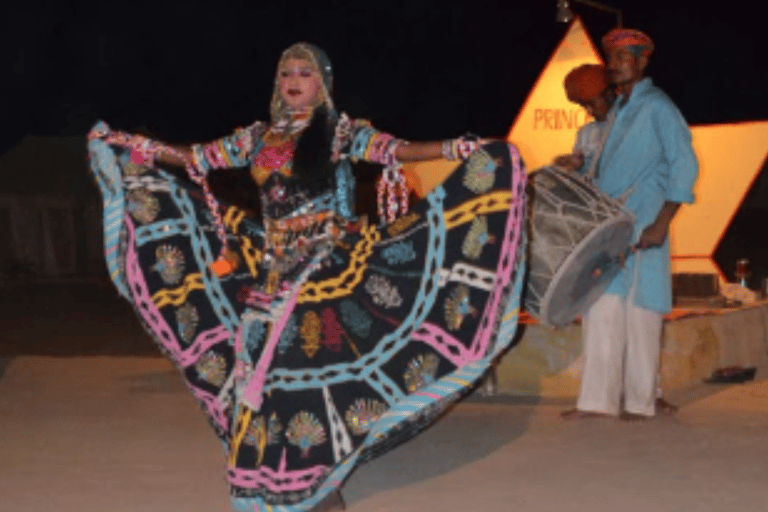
[564,64,609,103]
[270,42,335,123]
[601,28,654,57]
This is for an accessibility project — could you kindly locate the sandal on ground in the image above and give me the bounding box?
[704,366,757,384]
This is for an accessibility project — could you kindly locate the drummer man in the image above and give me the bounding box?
[560,29,699,420]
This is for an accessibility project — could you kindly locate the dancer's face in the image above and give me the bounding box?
[277,58,323,109]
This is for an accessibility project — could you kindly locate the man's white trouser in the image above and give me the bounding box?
[576,293,663,416]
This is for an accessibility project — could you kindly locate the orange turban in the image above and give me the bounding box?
[601,28,654,57]
[564,64,609,103]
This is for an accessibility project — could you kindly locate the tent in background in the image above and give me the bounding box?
[0,135,103,281]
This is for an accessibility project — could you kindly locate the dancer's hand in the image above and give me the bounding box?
[87,121,111,140]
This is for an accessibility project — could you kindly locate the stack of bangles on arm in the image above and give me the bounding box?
[441,134,481,160]
[377,134,480,225]
[376,136,409,225]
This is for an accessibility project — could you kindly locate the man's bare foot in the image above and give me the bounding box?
[561,408,611,419]
[620,411,650,421]
[655,397,678,414]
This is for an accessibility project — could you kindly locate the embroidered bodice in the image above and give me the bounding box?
[193,110,400,278]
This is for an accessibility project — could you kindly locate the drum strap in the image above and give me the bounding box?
[585,106,617,182]
[585,105,638,205]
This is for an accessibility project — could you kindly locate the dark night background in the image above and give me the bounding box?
[5,1,768,141]
[2,0,768,283]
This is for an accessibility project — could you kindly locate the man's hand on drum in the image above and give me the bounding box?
[553,152,584,172]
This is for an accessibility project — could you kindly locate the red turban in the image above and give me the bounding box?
[564,64,609,103]
[601,28,654,57]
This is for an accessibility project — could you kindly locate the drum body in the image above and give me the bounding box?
[525,166,634,327]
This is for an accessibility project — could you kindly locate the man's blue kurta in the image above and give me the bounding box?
[590,77,698,313]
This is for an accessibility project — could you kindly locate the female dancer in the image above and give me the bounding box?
[88,42,526,512]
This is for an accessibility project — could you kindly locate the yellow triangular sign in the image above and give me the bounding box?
[505,17,602,171]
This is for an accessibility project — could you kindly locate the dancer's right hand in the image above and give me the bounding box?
[87,121,111,140]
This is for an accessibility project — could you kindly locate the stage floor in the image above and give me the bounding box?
[1,355,767,512]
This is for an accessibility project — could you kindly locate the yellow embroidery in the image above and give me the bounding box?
[228,406,253,467]
[266,270,280,295]
[298,225,380,303]
[152,273,205,308]
[238,236,262,278]
[249,165,271,187]
[335,240,352,251]
[223,206,246,234]
[444,191,512,231]
[345,334,362,359]
[218,140,234,167]
[300,311,322,358]
[243,415,268,466]
[501,307,520,324]
[386,211,420,237]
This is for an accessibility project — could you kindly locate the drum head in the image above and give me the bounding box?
[538,214,634,327]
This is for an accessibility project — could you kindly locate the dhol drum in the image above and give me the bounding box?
[525,166,634,327]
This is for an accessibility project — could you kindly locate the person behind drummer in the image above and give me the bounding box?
[560,29,698,420]
[553,63,616,173]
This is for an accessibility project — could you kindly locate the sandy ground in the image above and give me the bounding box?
[1,356,767,512]
[2,283,768,512]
